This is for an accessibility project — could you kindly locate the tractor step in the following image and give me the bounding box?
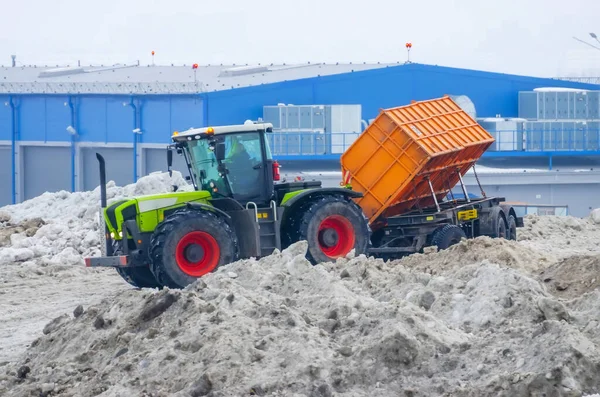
[247,200,283,258]
[259,218,280,257]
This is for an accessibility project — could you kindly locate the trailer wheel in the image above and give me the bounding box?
[149,209,238,289]
[431,224,466,250]
[507,215,517,240]
[496,215,507,239]
[298,196,369,264]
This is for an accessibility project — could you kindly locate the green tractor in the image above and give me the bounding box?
[85,121,370,289]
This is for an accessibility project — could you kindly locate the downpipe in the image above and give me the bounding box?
[126,97,141,182]
[67,96,77,192]
[9,96,17,204]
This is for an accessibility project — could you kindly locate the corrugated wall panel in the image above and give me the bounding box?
[45,96,71,142]
[78,97,108,142]
[22,145,71,200]
[18,96,46,141]
[0,96,10,141]
[169,96,203,134]
[143,147,188,176]
[0,146,11,206]
[106,97,134,143]
[204,64,599,123]
[140,98,171,143]
[81,147,133,191]
[206,83,314,126]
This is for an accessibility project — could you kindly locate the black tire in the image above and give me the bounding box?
[496,215,507,239]
[431,224,466,250]
[149,209,238,289]
[111,241,162,289]
[297,196,369,264]
[507,215,517,240]
[116,267,162,289]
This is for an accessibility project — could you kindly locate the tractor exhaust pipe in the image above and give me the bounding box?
[97,153,107,208]
[96,153,113,256]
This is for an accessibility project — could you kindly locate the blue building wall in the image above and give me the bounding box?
[1,63,599,207]
[204,63,599,125]
[0,94,204,144]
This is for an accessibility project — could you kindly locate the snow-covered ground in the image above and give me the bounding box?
[1,173,600,396]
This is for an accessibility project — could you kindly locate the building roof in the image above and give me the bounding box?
[0,62,397,94]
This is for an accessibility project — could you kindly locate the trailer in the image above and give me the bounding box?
[340,96,522,257]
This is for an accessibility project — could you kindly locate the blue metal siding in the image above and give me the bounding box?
[106,97,135,143]
[205,64,598,123]
[78,97,108,142]
[169,96,204,134]
[0,97,10,141]
[18,96,46,141]
[140,98,172,143]
[206,83,314,125]
[46,97,71,142]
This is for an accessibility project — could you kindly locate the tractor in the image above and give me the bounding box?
[86,121,370,289]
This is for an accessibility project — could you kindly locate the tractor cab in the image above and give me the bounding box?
[169,121,280,207]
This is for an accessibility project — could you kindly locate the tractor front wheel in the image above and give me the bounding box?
[298,196,369,264]
[149,209,238,288]
[116,267,162,289]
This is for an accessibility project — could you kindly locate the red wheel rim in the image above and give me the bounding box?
[175,231,220,277]
[317,215,355,258]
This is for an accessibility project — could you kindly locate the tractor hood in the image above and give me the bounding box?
[103,190,212,237]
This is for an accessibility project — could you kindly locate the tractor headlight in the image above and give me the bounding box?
[110,232,115,239]
[119,231,123,238]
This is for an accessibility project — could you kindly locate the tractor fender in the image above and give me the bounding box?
[186,202,231,219]
[280,188,364,232]
[478,205,507,237]
[283,188,363,209]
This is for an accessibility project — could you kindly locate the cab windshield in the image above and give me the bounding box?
[185,132,269,201]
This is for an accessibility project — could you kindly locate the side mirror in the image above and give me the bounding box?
[167,148,173,177]
[215,142,226,161]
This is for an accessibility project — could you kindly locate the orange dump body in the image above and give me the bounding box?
[340,96,494,226]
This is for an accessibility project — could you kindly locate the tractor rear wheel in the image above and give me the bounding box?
[297,196,369,264]
[149,209,238,289]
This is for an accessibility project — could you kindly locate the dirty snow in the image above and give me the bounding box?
[0,171,192,365]
[0,173,599,396]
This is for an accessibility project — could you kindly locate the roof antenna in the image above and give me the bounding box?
[11,55,16,67]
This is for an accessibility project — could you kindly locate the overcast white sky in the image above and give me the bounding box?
[1,0,599,77]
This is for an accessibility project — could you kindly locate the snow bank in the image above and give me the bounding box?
[0,171,191,278]
[2,239,600,396]
[1,175,600,396]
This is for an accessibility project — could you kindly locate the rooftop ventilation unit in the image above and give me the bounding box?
[218,65,269,77]
[38,63,137,79]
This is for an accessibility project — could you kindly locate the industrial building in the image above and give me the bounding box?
[0,61,599,215]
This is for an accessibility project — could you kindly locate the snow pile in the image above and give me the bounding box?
[518,213,600,259]
[0,171,191,278]
[0,171,191,363]
[1,174,600,396]
[2,241,600,396]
